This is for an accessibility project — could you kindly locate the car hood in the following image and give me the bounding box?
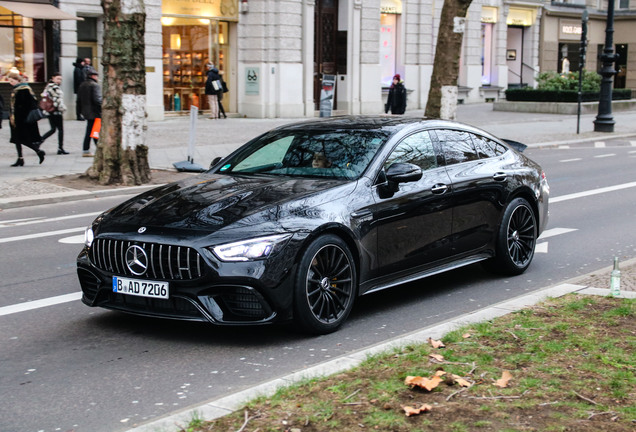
[99,173,352,234]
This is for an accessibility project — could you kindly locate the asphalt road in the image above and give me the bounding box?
[1,138,635,432]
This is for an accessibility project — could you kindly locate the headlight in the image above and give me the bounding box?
[84,227,94,247]
[211,234,292,262]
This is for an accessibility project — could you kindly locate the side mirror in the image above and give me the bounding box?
[210,156,223,169]
[385,162,422,184]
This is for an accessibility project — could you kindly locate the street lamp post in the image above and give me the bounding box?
[594,0,618,132]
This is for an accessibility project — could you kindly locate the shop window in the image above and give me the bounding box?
[558,43,581,73]
[162,17,228,112]
[0,6,45,82]
[380,13,398,86]
[481,23,494,85]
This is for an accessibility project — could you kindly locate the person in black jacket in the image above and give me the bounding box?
[73,57,86,120]
[7,71,45,166]
[385,74,407,115]
[204,63,222,119]
[78,67,102,157]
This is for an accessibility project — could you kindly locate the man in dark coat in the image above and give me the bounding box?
[73,57,86,120]
[385,74,407,115]
[77,67,102,156]
[7,71,45,166]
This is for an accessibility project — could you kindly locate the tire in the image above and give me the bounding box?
[484,198,537,276]
[293,234,357,335]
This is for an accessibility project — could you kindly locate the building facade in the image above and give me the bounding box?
[1,0,634,121]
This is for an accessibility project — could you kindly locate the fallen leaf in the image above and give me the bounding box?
[405,375,443,391]
[429,353,445,362]
[402,403,432,416]
[453,376,473,388]
[462,333,472,339]
[428,338,446,349]
[434,370,447,377]
[494,370,513,388]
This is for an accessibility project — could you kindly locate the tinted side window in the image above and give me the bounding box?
[436,130,479,165]
[472,134,507,159]
[384,131,437,171]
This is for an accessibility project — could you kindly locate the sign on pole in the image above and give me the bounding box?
[319,74,336,117]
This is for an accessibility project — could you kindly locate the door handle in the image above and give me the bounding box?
[493,172,507,182]
[431,184,448,194]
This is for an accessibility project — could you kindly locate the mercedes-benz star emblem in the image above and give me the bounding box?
[138,227,147,233]
[125,245,148,276]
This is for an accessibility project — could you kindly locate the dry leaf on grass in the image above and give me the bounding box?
[453,376,473,388]
[428,337,446,349]
[429,353,445,362]
[494,370,513,388]
[462,333,472,338]
[405,375,443,391]
[402,403,432,416]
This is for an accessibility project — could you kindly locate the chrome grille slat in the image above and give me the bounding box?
[89,239,203,281]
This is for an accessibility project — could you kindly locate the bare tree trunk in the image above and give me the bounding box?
[425,0,473,120]
[86,0,150,185]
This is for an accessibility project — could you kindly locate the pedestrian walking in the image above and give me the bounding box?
[217,74,228,119]
[41,72,69,154]
[73,57,86,120]
[7,70,46,166]
[385,74,407,115]
[205,63,222,119]
[77,67,102,157]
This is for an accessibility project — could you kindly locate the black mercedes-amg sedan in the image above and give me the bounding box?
[77,116,549,334]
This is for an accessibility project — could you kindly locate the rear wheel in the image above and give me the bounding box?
[485,198,537,275]
[293,234,356,334]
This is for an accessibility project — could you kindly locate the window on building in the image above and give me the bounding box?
[619,0,630,9]
[0,6,45,82]
[558,43,581,73]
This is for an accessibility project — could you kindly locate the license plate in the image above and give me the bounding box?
[112,276,169,299]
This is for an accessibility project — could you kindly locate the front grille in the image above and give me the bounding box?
[89,238,204,281]
[109,292,201,318]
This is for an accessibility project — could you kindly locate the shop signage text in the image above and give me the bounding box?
[162,0,238,20]
[560,19,583,40]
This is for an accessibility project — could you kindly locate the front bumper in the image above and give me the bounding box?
[77,245,297,325]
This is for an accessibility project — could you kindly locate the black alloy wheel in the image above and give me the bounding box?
[485,197,537,275]
[293,234,356,334]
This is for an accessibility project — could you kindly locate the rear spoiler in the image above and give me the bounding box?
[503,139,527,153]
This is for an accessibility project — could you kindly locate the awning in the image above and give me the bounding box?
[0,1,83,20]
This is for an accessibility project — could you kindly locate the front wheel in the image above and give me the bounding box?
[484,198,537,276]
[293,234,357,335]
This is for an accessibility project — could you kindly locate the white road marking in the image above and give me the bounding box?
[535,243,548,254]
[0,212,101,228]
[59,235,86,244]
[630,141,636,147]
[0,292,82,317]
[558,145,571,149]
[594,141,606,148]
[538,228,578,239]
[594,153,615,158]
[0,227,84,244]
[551,181,636,203]
[559,158,582,163]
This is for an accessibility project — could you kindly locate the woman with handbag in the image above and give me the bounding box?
[205,63,222,119]
[41,72,69,154]
[7,70,45,166]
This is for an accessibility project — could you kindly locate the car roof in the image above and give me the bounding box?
[271,115,498,138]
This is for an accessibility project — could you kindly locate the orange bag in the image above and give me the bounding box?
[90,118,101,139]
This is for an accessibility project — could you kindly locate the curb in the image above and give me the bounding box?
[525,132,636,149]
[125,281,636,432]
[0,184,163,210]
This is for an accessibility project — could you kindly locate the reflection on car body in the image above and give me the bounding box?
[77,116,549,334]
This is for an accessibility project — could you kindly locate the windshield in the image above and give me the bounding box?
[216,129,390,180]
